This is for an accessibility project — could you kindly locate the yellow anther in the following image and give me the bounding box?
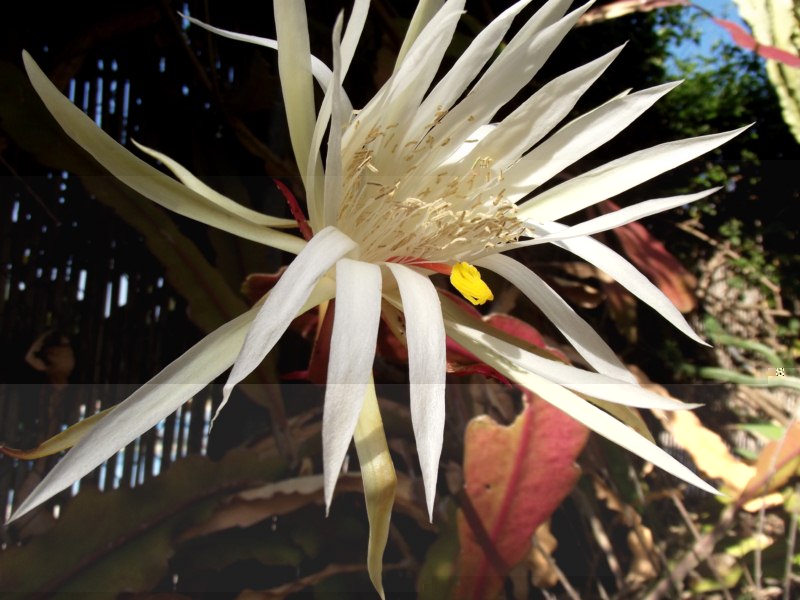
[450,262,494,306]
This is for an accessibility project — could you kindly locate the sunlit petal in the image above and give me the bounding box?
[457,325,719,495]
[528,222,709,345]
[466,45,625,169]
[10,304,261,522]
[445,317,698,410]
[386,264,446,521]
[411,0,535,136]
[220,227,356,416]
[22,52,306,255]
[517,126,750,221]
[513,188,720,248]
[323,259,382,511]
[476,253,637,383]
[132,140,296,229]
[504,81,682,203]
[353,379,396,600]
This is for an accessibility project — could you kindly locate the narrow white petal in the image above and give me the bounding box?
[530,222,708,345]
[274,2,318,197]
[386,264,446,521]
[182,14,335,92]
[323,17,346,229]
[395,0,446,70]
[339,0,370,82]
[506,81,682,204]
[22,52,306,254]
[466,45,624,168]
[476,253,637,383]
[353,379,396,600]
[439,124,497,167]
[380,2,465,133]
[515,188,720,247]
[409,1,591,167]
[517,126,750,221]
[410,0,535,135]
[446,318,697,410]
[461,335,719,494]
[132,140,296,229]
[219,227,357,416]
[323,259,382,512]
[10,305,260,521]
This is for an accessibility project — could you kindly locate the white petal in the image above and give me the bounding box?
[476,253,637,383]
[274,2,318,197]
[323,259,382,512]
[409,0,535,136]
[517,188,720,247]
[182,14,335,92]
[517,126,750,221]
[10,304,261,522]
[528,221,709,345]
[386,264,446,521]
[406,1,591,168]
[465,45,625,168]
[132,140,296,229]
[322,16,346,229]
[394,0,446,70]
[339,0,371,82]
[445,318,697,410]
[506,81,682,204]
[460,333,718,494]
[380,1,465,135]
[219,227,357,417]
[22,52,306,255]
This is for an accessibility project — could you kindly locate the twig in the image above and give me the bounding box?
[671,493,734,600]
[570,487,624,589]
[783,484,799,600]
[645,504,739,600]
[531,537,581,600]
[677,221,784,309]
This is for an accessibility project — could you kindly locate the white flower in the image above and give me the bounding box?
[15,0,745,594]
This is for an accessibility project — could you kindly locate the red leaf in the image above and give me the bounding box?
[601,200,698,313]
[453,393,589,600]
[712,18,800,68]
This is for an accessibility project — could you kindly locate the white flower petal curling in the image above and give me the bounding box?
[10,303,262,522]
[476,253,638,383]
[503,81,682,204]
[323,258,383,513]
[386,263,447,522]
[452,322,719,495]
[22,51,306,255]
[219,227,357,419]
[517,126,751,221]
[528,221,710,345]
[132,140,297,229]
[445,318,698,410]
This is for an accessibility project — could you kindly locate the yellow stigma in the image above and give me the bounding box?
[450,262,494,306]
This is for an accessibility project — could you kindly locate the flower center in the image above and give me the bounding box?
[336,126,527,265]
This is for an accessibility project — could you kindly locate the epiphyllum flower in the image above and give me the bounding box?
[16,0,745,594]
